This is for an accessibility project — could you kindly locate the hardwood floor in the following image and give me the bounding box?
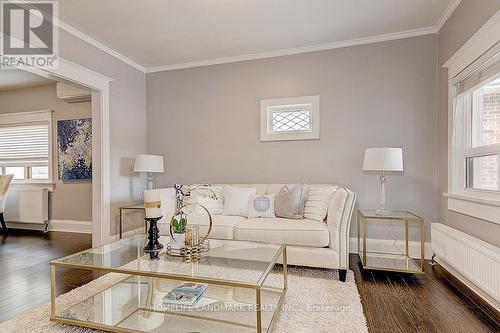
[0,229,94,322]
[0,230,498,333]
[350,254,499,333]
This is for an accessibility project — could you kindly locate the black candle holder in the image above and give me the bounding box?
[144,216,163,259]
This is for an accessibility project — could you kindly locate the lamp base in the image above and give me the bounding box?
[375,209,391,216]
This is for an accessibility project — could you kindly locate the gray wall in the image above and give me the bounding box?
[0,84,92,222]
[147,35,438,239]
[58,30,147,235]
[436,0,500,246]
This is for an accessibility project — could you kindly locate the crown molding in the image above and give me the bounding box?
[23,1,460,74]
[55,19,146,73]
[435,0,462,32]
[146,26,437,73]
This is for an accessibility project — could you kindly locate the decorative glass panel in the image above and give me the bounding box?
[272,109,310,132]
[466,154,499,191]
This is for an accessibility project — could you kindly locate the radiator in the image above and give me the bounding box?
[4,187,49,226]
[431,223,500,309]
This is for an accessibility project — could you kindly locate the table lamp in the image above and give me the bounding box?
[363,148,403,216]
[134,154,164,190]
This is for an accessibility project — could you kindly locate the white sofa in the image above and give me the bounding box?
[156,184,356,281]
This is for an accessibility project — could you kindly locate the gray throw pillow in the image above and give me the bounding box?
[274,183,306,219]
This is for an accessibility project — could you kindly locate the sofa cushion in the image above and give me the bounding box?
[304,186,337,221]
[234,218,329,248]
[247,194,276,218]
[223,186,256,217]
[187,214,245,240]
[274,184,306,219]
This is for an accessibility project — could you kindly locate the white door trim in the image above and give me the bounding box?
[21,57,113,246]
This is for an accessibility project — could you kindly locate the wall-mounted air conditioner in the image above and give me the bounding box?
[56,82,91,103]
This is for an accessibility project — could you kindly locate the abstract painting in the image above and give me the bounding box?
[57,118,92,180]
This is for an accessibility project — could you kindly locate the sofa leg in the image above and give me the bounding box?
[339,269,347,282]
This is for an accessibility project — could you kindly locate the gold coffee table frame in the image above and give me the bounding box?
[357,209,425,274]
[49,236,288,333]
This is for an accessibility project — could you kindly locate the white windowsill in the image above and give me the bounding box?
[444,192,500,225]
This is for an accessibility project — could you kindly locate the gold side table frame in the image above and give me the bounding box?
[119,202,146,239]
[357,209,425,274]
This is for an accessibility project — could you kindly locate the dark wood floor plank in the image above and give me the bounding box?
[0,229,498,333]
[350,254,499,333]
[0,229,92,322]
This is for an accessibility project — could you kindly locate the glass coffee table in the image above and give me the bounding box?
[50,235,287,333]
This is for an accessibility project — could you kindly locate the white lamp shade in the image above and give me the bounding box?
[134,154,164,173]
[363,148,403,172]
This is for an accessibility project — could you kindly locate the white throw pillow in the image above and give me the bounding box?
[247,194,276,218]
[223,186,257,217]
[304,186,337,222]
[190,186,224,215]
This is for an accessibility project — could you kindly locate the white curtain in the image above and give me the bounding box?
[451,89,471,148]
[451,90,471,190]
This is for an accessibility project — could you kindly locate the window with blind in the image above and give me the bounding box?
[451,50,500,197]
[0,111,52,182]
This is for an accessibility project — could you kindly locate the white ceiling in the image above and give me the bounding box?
[0,69,55,91]
[58,0,456,71]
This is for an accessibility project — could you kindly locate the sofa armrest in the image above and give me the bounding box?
[326,187,357,269]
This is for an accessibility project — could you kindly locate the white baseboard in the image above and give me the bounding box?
[349,237,432,260]
[5,221,48,231]
[49,220,92,234]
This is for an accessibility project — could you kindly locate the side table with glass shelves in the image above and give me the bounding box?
[119,202,146,239]
[357,209,425,274]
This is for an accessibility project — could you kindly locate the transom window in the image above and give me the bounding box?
[260,95,319,141]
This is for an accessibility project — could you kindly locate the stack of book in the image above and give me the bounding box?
[162,282,209,307]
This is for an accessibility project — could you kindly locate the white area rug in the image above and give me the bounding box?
[0,267,368,333]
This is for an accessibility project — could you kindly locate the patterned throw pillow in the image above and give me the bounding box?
[174,184,224,215]
[274,183,306,219]
[247,194,276,218]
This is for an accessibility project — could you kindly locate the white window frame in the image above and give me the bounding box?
[443,13,500,225]
[0,110,54,186]
[260,95,320,141]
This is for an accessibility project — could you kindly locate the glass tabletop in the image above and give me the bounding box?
[120,202,145,209]
[51,235,284,286]
[358,209,422,220]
